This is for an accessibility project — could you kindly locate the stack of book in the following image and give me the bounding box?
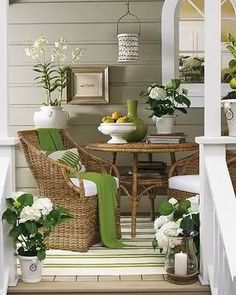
[147,133,187,144]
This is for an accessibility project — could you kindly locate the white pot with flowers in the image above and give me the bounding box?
[25,35,85,129]
[140,79,190,134]
[153,196,199,284]
[2,192,72,283]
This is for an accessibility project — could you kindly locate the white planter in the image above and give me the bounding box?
[98,123,136,144]
[222,99,236,136]
[19,255,43,283]
[33,106,69,129]
[152,115,176,134]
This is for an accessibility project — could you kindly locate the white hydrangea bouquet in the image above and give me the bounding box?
[153,196,199,254]
[25,35,85,106]
[2,192,72,260]
[140,79,190,118]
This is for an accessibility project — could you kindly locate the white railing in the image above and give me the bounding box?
[197,137,236,295]
[0,157,10,295]
[0,157,17,295]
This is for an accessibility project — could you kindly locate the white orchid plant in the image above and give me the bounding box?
[140,79,190,118]
[2,192,72,260]
[25,35,85,106]
[153,195,199,254]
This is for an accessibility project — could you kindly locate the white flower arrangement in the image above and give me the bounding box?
[19,197,53,223]
[153,196,199,254]
[25,35,85,106]
[140,79,190,118]
[2,192,72,260]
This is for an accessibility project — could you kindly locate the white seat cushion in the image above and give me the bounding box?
[70,177,119,197]
[169,174,200,194]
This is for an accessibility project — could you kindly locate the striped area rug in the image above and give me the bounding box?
[43,217,165,276]
[19,217,166,276]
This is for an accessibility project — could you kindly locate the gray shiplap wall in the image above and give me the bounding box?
[9,0,204,211]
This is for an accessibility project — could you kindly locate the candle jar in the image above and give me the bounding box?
[165,235,198,284]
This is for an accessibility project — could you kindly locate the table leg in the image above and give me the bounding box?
[170,152,176,165]
[112,152,117,165]
[131,153,138,238]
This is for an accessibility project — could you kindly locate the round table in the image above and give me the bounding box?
[86,142,198,237]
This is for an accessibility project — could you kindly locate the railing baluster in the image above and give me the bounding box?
[213,211,219,289]
[217,236,224,295]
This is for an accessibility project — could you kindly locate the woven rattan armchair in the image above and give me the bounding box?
[168,151,236,200]
[18,129,121,252]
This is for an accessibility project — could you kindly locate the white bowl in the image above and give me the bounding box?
[98,123,136,144]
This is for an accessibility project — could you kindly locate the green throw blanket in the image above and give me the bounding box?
[38,128,64,151]
[82,172,124,248]
[37,128,124,248]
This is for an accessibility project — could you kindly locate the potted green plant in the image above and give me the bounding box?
[153,196,199,284]
[25,35,85,129]
[140,79,190,134]
[2,192,72,283]
[222,33,236,136]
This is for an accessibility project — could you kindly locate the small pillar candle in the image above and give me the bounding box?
[174,251,187,275]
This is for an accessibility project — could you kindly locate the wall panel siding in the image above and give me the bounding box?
[9,23,161,44]
[9,0,203,212]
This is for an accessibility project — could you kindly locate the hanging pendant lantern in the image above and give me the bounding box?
[117,2,141,63]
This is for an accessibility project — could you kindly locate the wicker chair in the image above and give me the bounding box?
[18,129,121,252]
[168,151,236,200]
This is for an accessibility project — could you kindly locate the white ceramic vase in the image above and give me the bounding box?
[152,115,176,134]
[222,99,236,136]
[19,255,43,283]
[33,106,69,129]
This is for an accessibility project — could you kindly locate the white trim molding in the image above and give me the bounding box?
[0,1,18,293]
[161,0,180,83]
[0,0,9,138]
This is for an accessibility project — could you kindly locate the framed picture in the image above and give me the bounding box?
[67,65,109,104]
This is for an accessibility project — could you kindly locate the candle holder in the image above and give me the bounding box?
[165,235,198,285]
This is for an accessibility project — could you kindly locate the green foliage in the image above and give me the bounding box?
[2,192,73,261]
[152,237,158,251]
[159,202,174,216]
[140,79,191,118]
[224,34,236,84]
[158,198,199,238]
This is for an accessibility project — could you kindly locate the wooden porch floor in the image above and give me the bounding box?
[8,274,210,295]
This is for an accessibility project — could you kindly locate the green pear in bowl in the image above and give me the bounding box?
[116,116,128,123]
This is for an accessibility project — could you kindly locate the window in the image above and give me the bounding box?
[179,0,236,83]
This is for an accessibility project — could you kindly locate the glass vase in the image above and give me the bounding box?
[123,99,147,142]
[165,235,198,284]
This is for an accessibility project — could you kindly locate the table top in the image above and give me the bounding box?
[86,142,198,153]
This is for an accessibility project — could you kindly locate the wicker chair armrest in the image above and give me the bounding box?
[168,152,199,178]
[18,134,88,199]
[168,160,185,178]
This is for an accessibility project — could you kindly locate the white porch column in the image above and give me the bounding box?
[199,0,222,285]
[161,0,180,83]
[204,0,221,136]
[0,0,18,291]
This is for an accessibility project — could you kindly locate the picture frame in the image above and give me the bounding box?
[67,65,109,104]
